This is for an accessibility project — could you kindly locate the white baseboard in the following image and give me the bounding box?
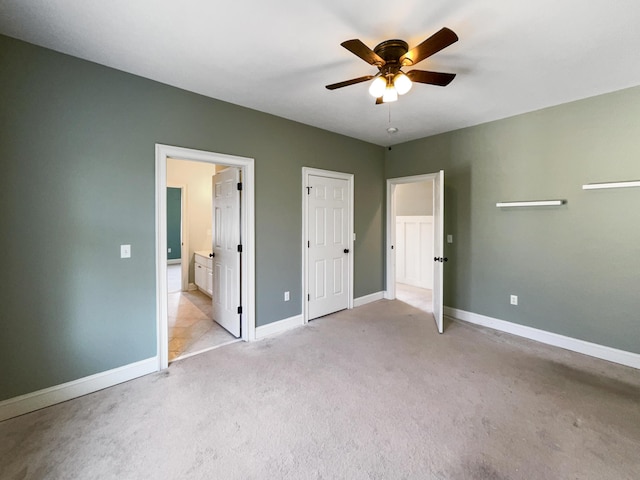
[256,292,386,340]
[0,357,158,422]
[445,306,640,370]
[354,291,385,307]
[255,314,304,340]
[167,259,181,265]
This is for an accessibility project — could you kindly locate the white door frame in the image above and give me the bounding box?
[156,144,256,370]
[167,183,189,291]
[302,167,354,323]
[385,173,438,300]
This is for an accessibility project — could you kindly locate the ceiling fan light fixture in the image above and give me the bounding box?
[368,76,387,98]
[382,84,398,103]
[326,27,458,104]
[393,72,412,95]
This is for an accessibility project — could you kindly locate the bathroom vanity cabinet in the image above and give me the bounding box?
[194,251,213,297]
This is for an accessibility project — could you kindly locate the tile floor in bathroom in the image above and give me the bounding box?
[167,264,237,362]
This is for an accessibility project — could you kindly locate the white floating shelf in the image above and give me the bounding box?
[496,200,565,208]
[582,180,640,190]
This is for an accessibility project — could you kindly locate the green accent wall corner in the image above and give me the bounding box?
[385,85,640,354]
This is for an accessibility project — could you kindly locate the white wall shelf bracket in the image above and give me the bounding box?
[496,200,565,208]
[582,180,640,190]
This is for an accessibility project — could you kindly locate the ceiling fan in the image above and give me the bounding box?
[326,27,458,104]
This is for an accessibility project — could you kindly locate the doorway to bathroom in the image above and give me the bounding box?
[156,144,255,370]
[166,160,241,362]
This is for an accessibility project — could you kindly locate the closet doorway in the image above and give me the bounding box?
[386,171,446,333]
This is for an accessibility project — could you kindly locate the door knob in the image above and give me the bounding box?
[344,249,350,254]
[209,252,215,258]
[433,257,449,262]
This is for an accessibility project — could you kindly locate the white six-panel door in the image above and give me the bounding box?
[307,174,350,320]
[212,167,241,337]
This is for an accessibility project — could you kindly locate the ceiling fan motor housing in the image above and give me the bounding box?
[374,39,408,75]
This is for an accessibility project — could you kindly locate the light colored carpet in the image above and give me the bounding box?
[1,300,639,479]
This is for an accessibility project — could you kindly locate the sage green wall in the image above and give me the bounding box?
[386,86,640,354]
[0,35,385,401]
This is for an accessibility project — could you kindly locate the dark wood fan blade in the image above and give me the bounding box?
[325,75,375,90]
[400,27,458,66]
[341,39,386,66]
[406,70,456,86]
[375,97,383,105]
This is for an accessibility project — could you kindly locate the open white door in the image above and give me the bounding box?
[432,170,445,333]
[212,167,241,337]
[307,174,351,320]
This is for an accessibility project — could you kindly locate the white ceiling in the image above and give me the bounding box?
[2,0,640,146]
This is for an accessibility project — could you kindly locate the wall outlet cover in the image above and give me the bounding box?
[510,295,518,305]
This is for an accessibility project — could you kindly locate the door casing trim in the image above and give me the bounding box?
[302,167,354,323]
[156,144,255,370]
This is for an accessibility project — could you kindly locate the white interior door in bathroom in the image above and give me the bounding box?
[212,167,241,337]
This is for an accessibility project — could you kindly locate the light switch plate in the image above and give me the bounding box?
[121,244,131,258]
[447,235,453,244]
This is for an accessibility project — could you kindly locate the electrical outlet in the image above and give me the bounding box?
[510,295,518,306]
[121,244,131,259]
[447,234,453,244]
[168,247,172,253]
[284,291,290,302]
